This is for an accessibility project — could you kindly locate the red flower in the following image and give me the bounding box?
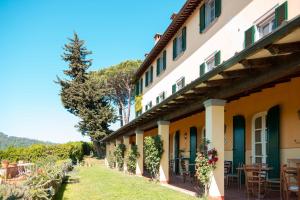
[213,157,218,162]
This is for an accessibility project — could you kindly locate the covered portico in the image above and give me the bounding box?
[103,16,300,199]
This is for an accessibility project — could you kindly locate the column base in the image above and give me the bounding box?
[159,180,169,184]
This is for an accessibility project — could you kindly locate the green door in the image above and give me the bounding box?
[174,131,180,175]
[267,105,280,178]
[233,115,246,174]
[189,127,197,174]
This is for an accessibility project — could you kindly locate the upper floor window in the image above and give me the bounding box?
[156,51,167,76]
[135,78,143,96]
[200,0,221,33]
[145,101,153,111]
[244,1,287,48]
[145,66,153,87]
[173,27,186,60]
[200,51,221,77]
[258,15,276,38]
[172,77,185,94]
[156,91,166,104]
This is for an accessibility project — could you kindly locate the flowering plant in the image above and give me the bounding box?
[207,148,218,167]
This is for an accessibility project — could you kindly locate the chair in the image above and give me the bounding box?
[244,164,267,199]
[180,159,190,183]
[227,162,242,189]
[169,159,174,177]
[281,165,299,200]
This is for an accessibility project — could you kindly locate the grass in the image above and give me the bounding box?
[56,159,199,200]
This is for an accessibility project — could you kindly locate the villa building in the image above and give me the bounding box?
[102,0,300,199]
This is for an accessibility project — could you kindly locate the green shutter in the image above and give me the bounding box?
[135,81,139,96]
[189,127,197,174]
[233,115,246,177]
[156,58,160,76]
[162,92,165,100]
[163,50,167,70]
[214,51,221,66]
[173,38,177,60]
[145,71,149,87]
[215,0,222,18]
[140,78,143,94]
[156,96,159,104]
[150,66,153,83]
[244,26,255,48]
[200,63,205,76]
[182,77,185,87]
[182,27,186,51]
[275,1,288,28]
[267,105,280,179]
[172,84,176,94]
[200,4,206,33]
[149,101,152,108]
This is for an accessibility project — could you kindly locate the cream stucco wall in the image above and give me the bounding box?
[139,0,300,113]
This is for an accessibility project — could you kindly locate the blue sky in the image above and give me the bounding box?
[0,0,185,143]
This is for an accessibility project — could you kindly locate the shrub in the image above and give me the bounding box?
[114,144,126,171]
[125,144,139,174]
[107,145,116,169]
[144,136,163,180]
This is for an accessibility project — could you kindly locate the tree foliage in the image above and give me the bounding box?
[92,60,141,126]
[56,33,116,154]
[125,144,139,174]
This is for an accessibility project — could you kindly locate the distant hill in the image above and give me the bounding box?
[0,132,53,150]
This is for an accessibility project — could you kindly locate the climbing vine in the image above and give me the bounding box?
[114,144,126,171]
[125,144,139,174]
[144,136,163,180]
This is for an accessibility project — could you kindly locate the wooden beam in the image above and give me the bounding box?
[204,78,237,87]
[266,42,300,55]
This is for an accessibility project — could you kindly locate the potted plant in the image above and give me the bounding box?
[1,160,9,168]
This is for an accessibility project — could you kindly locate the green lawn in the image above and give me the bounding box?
[56,159,199,200]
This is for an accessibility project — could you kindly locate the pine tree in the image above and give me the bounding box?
[57,33,116,156]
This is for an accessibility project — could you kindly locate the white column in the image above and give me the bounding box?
[158,120,170,183]
[204,99,226,200]
[123,135,130,173]
[135,130,144,176]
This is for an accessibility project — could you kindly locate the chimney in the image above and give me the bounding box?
[154,33,161,45]
[170,13,177,20]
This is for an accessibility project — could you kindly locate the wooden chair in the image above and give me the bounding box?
[281,165,299,200]
[244,164,267,199]
[180,159,190,183]
[169,159,174,177]
[227,162,242,189]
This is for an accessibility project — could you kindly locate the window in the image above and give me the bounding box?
[252,112,268,164]
[258,15,276,38]
[173,27,186,60]
[156,51,166,76]
[200,51,221,76]
[205,0,215,27]
[172,77,185,94]
[156,91,166,104]
[145,101,152,111]
[200,0,221,33]
[145,66,153,87]
[135,78,143,96]
[244,2,287,48]
[136,110,142,118]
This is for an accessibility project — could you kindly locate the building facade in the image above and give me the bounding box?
[103,0,300,199]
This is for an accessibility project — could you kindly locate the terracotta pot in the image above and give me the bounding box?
[1,160,9,169]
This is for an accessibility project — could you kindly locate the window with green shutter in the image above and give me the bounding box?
[145,71,149,87]
[200,63,205,77]
[156,58,160,76]
[135,81,140,96]
[200,4,206,33]
[163,50,167,70]
[172,84,176,94]
[215,0,221,18]
[275,1,288,28]
[140,78,143,94]
[182,27,186,51]
[156,96,159,104]
[244,26,255,48]
[173,38,177,60]
[150,66,153,83]
[214,51,221,66]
